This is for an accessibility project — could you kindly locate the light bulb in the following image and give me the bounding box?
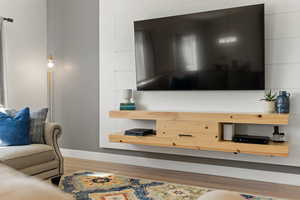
[47,56,55,68]
[48,61,54,68]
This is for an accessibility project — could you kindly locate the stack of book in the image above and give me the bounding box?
[120,103,136,110]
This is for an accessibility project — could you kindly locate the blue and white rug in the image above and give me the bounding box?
[60,171,284,200]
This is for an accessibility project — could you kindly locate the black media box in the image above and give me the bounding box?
[125,129,156,136]
[233,135,270,145]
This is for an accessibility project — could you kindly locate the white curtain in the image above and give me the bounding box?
[0,17,6,107]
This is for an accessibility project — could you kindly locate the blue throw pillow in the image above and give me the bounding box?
[0,107,30,146]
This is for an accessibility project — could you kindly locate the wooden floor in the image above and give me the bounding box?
[65,157,300,200]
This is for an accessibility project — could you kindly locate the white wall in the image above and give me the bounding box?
[0,0,47,110]
[100,0,300,167]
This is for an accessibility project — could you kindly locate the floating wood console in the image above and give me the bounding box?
[108,111,289,157]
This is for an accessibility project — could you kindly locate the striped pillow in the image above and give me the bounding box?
[30,108,48,144]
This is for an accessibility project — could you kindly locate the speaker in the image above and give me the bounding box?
[223,124,235,141]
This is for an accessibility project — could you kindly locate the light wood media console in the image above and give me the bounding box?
[108,111,289,157]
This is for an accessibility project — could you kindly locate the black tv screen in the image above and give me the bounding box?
[134,4,265,91]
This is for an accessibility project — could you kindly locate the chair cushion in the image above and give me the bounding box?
[0,144,56,170]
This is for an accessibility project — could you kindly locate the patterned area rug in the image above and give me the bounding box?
[59,171,282,200]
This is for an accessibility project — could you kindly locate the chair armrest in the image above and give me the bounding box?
[44,123,64,175]
[44,123,62,146]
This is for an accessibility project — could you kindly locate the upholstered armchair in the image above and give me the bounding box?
[0,122,63,184]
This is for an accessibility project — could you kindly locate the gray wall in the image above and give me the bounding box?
[47,0,100,152]
[47,0,300,175]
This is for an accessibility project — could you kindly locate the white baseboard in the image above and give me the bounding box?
[61,148,300,186]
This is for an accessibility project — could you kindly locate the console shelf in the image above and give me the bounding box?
[108,111,289,157]
[109,133,288,157]
[109,111,289,125]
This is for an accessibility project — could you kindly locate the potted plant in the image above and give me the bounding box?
[261,90,277,113]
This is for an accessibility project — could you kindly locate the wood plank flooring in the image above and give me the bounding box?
[64,157,300,200]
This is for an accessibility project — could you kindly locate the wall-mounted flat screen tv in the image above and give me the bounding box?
[134,4,265,91]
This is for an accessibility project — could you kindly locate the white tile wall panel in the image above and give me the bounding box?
[100,0,300,167]
[268,0,300,14]
[272,38,300,64]
[266,64,300,89]
[271,12,300,39]
[265,14,272,39]
[114,71,136,90]
[265,39,272,64]
[114,52,135,71]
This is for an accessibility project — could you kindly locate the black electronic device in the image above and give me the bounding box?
[125,129,156,136]
[134,4,265,91]
[233,135,270,145]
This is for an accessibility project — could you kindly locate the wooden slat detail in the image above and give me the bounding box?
[109,134,289,157]
[109,111,289,125]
